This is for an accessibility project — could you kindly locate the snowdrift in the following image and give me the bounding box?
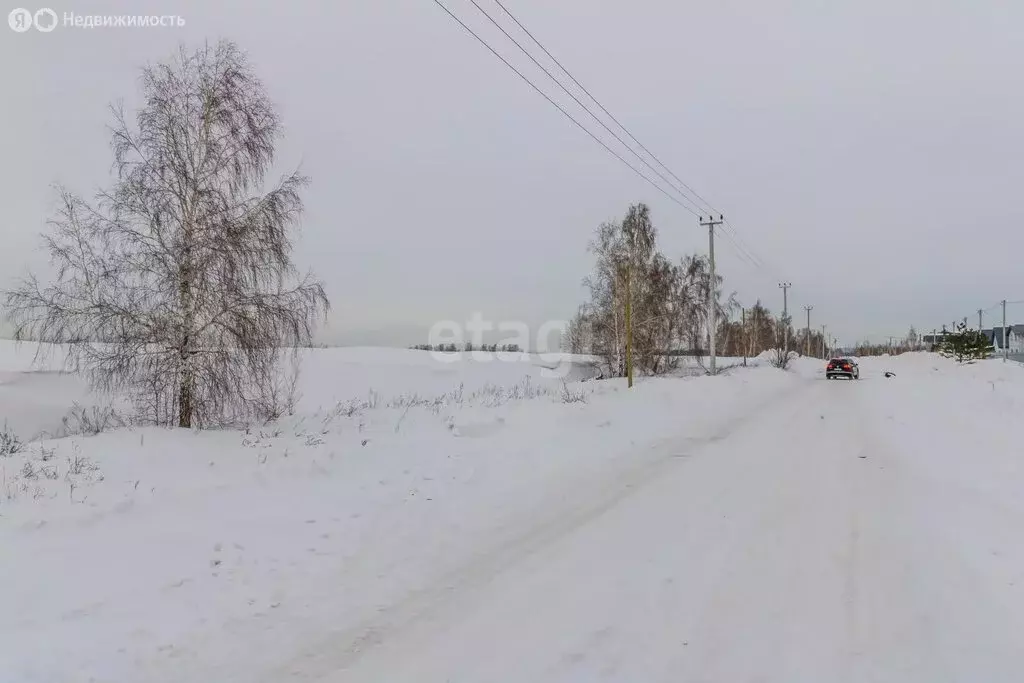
[0,341,802,682]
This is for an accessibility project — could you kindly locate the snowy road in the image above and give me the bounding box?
[6,353,1024,682]
[282,363,1024,682]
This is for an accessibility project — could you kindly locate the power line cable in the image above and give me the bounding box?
[430,0,700,217]
[490,0,718,216]
[721,219,767,268]
[489,0,789,278]
[435,0,780,278]
[719,222,766,270]
[714,226,761,270]
[465,0,705,216]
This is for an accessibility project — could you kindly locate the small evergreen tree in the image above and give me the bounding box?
[939,322,993,363]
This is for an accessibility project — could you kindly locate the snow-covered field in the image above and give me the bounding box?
[3,344,1024,682]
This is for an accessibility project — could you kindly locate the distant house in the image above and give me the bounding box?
[988,324,1024,353]
[921,326,1024,353]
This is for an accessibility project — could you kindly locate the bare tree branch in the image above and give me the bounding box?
[5,40,329,429]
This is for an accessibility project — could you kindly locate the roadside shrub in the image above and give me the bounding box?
[0,423,23,456]
[768,348,793,370]
[61,403,126,436]
[560,382,588,404]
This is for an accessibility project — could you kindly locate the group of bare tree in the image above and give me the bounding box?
[5,40,329,429]
[853,327,923,356]
[714,300,818,359]
[564,203,739,376]
[410,343,521,353]
[562,203,820,377]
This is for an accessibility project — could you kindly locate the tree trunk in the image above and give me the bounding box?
[178,277,194,428]
[624,267,633,388]
[178,357,193,427]
[178,240,195,428]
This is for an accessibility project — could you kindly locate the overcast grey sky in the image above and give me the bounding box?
[3,0,1023,348]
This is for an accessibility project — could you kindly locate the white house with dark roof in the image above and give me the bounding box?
[986,325,1024,353]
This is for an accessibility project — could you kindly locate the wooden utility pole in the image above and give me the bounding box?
[779,282,792,356]
[742,307,747,367]
[700,215,724,374]
[803,305,813,357]
[624,266,633,388]
[1002,300,1008,362]
[754,305,760,357]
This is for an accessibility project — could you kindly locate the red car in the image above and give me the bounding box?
[826,357,860,380]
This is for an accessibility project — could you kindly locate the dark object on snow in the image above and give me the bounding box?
[884,371,896,378]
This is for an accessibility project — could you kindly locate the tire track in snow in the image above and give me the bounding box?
[272,360,1024,682]
[671,379,865,682]
[840,367,1024,683]
[262,377,816,681]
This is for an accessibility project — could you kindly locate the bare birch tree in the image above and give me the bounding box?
[561,306,592,354]
[5,40,329,428]
[674,254,736,354]
[584,219,629,376]
[576,202,751,377]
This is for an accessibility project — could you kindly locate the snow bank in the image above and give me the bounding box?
[5,348,1022,680]
[0,343,803,683]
